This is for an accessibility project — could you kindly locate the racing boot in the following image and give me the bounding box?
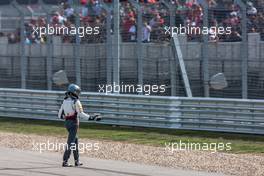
[62,161,72,167]
[75,160,83,167]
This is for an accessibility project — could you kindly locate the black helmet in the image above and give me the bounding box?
[67,84,81,97]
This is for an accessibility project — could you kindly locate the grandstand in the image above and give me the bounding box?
[0,0,263,99]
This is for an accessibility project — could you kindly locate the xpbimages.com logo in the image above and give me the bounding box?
[32,140,100,153]
[98,82,166,95]
[165,141,232,153]
[32,24,100,38]
[164,24,232,37]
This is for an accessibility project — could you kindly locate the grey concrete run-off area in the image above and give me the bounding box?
[0,148,226,176]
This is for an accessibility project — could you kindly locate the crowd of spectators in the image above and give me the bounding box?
[120,0,264,42]
[168,0,264,42]
[3,0,264,44]
[121,1,169,42]
[6,0,107,44]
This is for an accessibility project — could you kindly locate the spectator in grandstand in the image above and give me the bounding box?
[255,12,264,40]
[225,28,242,42]
[247,2,257,16]
[142,21,151,42]
[256,0,264,11]
[63,3,75,26]
[149,14,165,41]
[207,0,217,8]
[209,19,219,42]
[93,0,103,16]
[245,2,261,34]
[226,13,240,27]
[7,29,19,44]
[122,16,134,41]
[53,12,67,25]
[229,4,241,18]
[149,14,164,28]
[248,14,258,33]
[184,3,203,41]
[128,23,136,41]
[64,3,74,17]
[175,0,188,15]
[120,1,136,41]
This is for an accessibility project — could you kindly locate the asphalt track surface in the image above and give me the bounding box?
[0,148,226,176]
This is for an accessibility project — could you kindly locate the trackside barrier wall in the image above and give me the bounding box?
[0,88,264,135]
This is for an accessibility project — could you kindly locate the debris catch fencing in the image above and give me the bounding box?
[1,1,264,99]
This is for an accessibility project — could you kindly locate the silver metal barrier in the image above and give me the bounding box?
[0,88,263,135]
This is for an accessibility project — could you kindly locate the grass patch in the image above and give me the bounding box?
[0,117,263,154]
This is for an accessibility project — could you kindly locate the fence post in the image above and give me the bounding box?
[101,1,112,85]
[12,2,27,89]
[201,1,209,97]
[128,0,143,94]
[106,12,112,86]
[40,0,53,90]
[163,0,177,96]
[137,5,143,92]
[236,0,248,99]
[46,16,53,90]
[21,14,27,89]
[170,8,177,96]
[113,0,120,90]
[74,1,81,86]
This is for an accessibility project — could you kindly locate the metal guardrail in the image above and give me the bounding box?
[0,88,264,135]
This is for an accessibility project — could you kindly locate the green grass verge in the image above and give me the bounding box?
[0,117,263,154]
